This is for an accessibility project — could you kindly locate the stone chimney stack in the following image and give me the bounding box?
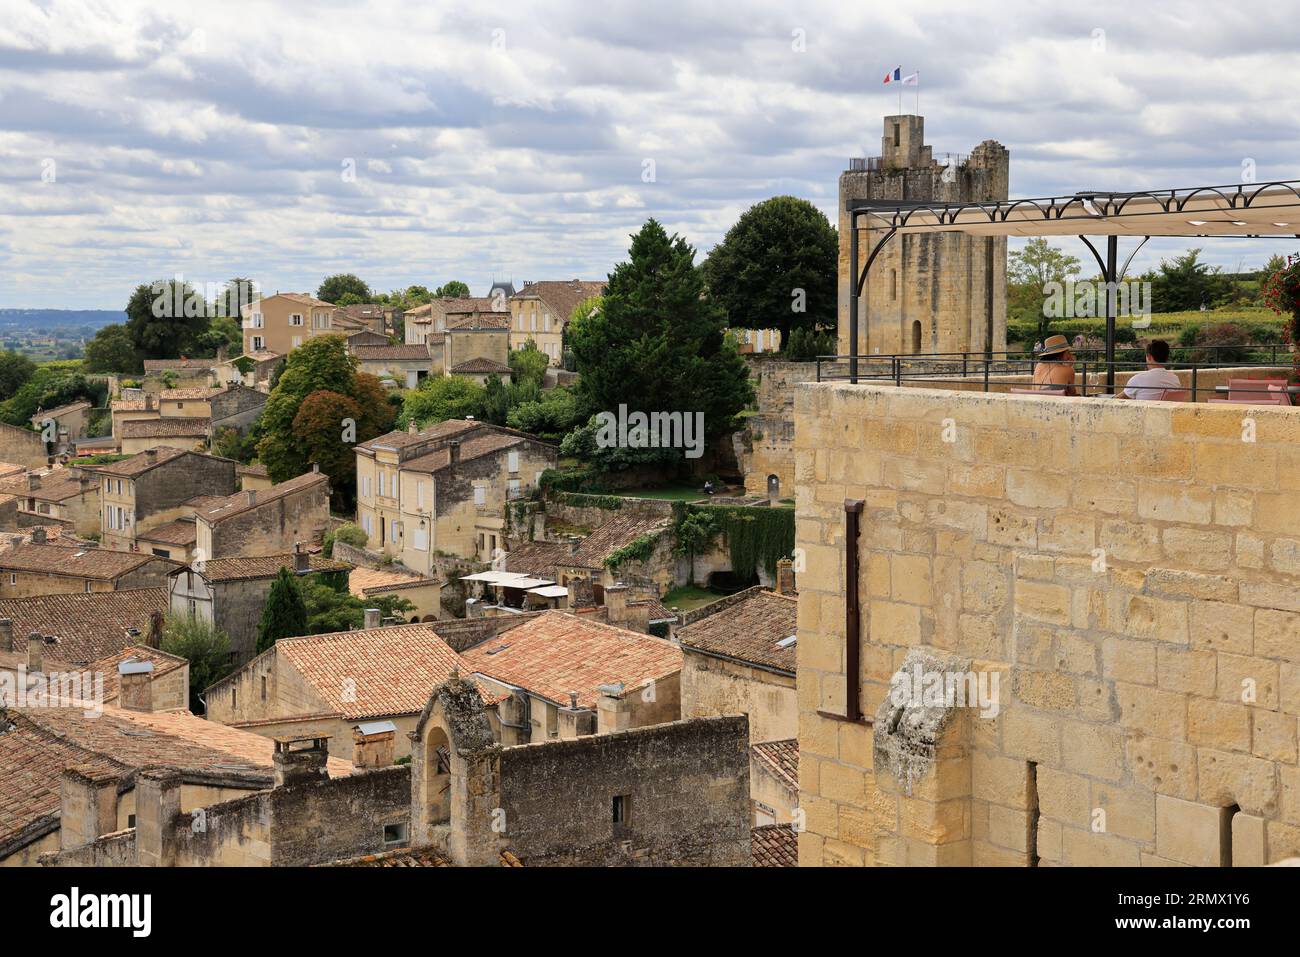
[272,736,331,788]
[407,419,418,435]
[363,608,381,629]
[27,632,44,673]
[144,447,157,464]
[245,489,257,507]
[26,472,40,491]
[448,440,460,467]
[351,722,396,769]
[59,767,121,850]
[135,769,181,867]
[293,542,309,572]
[30,527,46,545]
[776,557,796,596]
[604,582,629,626]
[0,618,12,652]
[117,659,155,712]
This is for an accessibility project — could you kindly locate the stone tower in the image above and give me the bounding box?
[837,115,1010,357]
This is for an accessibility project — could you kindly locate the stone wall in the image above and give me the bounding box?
[795,382,1300,866]
[739,358,819,497]
[680,649,796,743]
[204,480,330,559]
[0,422,48,469]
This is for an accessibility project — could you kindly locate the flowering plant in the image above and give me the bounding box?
[1261,255,1300,377]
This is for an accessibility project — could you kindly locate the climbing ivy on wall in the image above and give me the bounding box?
[603,532,661,571]
[556,492,625,511]
[675,503,794,578]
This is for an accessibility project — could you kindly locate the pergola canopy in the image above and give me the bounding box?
[848,180,1300,239]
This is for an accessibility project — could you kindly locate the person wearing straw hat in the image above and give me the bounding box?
[1031,334,1078,395]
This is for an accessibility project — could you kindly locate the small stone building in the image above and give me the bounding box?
[0,540,180,598]
[194,469,330,560]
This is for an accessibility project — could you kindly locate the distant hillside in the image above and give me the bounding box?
[0,308,126,330]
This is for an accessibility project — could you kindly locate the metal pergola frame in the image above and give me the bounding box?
[845,178,1300,390]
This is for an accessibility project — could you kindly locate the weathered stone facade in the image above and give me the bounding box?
[91,449,238,552]
[795,383,1300,866]
[196,471,330,559]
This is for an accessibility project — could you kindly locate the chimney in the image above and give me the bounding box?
[363,608,381,629]
[59,767,121,850]
[135,769,182,867]
[448,440,460,467]
[26,472,40,491]
[144,448,157,464]
[78,472,93,492]
[30,527,46,545]
[272,735,331,788]
[568,691,579,710]
[293,542,309,572]
[776,557,796,596]
[27,632,44,672]
[604,582,629,625]
[0,618,12,653]
[312,463,320,474]
[245,489,257,506]
[117,658,155,712]
[407,419,418,435]
[351,721,396,769]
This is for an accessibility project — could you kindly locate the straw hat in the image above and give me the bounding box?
[1038,334,1071,357]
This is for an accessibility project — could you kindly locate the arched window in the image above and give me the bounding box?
[911,320,922,354]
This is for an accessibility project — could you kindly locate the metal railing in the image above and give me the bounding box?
[814,346,1296,404]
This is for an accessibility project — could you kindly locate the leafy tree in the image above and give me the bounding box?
[702,195,838,343]
[211,425,260,464]
[567,219,753,468]
[1150,249,1233,313]
[509,342,549,389]
[212,278,258,321]
[82,324,142,374]
[160,613,232,713]
[194,315,242,357]
[1,369,103,428]
[258,567,308,652]
[125,280,213,359]
[317,273,372,304]
[783,326,836,360]
[507,388,582,438]
[257,339,395,511]
[398,375,485,429]
[482,374,540,427]
[0,350,36,400]
[673,509,720,585]
[434,280,471,298]
[323,522,368,557]
[1007,239,1082,339]
[302,579,415,634]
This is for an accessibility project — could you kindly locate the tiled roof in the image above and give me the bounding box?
[183,553,349,583]
[160,388,222,401]
[356,418,483,454]
[0,470,92,503]
[751,824,797,867]
[405,297,503,323]
[30,401,91,421]
[348,566,423,597]
[0,645,192,706]
[352,344,431,361]
[193,471,327,525]
[237,463,268,476]
[567,514,672,570]
[110,399,151,412]
[265,624,468,721]
[142,357,211,371]
[0,463,28,479]
[503,540,573,581]
[676,590,797,674]
[0,588,168,663]
[513,280,606,324]
[0,705,353,854]
[120,417,209,438]
[135,519,196,547]
[751,739,799,792]
[326,847,452,867]
[629,596,677,624]
[0,543,176,581]
[450,357,512,374]
[400,430,523,475]
[446,311,510,331]
[83,446,192,477]
[459,610,681,709]
[276,292,336,310]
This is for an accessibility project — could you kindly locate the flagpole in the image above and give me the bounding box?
[916,71,920,114]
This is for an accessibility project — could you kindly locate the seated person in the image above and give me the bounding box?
[1031,335,1078,395]
[1117,339,1180,399]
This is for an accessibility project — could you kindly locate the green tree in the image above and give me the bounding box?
[1150,248,1233,313]
[317,273,372,304]
[125,280,213,358]
[434,280,471,298]
[509,342,549,389]
[702,195,838,343]
[673,509,720,585]
[568,219,753,469]
[1007,239,1082,339]
[160,613,232,713]
[398,375,486,429]
[507,387,581,438]
[212,278,258,321]
[302,579,415,634]
[258,567,308,652]
[0,350,36,400]
[83,324,142,374]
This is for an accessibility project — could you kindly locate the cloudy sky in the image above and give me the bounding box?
[2,0,1299,309]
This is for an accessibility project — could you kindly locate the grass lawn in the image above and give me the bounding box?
[662,584,727,612]
[613,482,712,502]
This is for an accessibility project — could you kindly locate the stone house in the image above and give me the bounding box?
[30,400,91,443]
[158,387,221,419]
[119,418,210,455]
[403,296,502,345]
[135,519,199,563]
[508,280,606,364]
[167,550,351,664]
[341,303,387,335]
[346,329,390,349]
[0,640,188,715]
[0,539,180,598]
[448,356,513,385]
[214,349,281,390]
[204,621,469,762]
[750,739,799,827]
[442,310,511,374]
[0,420,50,470]
[0,586,169,663]
[86,447,238,552]
[354,419,556,571]
[240,293,339,355]
[110,393,160,439]
[506,512,676,595]
[237,463,272,491]
[677,584,798,743]
[193,469,330,560]
[208,383,269,435]
[459,610,682,745]
[350,343,435,389]
[0,467,100,536]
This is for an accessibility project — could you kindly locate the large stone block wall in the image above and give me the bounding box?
[740,358,819,497]
[795,382,1300,866]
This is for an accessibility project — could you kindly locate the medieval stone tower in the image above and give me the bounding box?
[837,115,1010,357]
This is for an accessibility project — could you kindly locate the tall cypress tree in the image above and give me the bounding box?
[258,567,308,653]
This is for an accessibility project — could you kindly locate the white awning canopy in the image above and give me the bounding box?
[460,571,530,584]
[528,585,570,598]
[850,181,1300,239]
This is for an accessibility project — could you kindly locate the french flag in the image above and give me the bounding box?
[883,66,901,84]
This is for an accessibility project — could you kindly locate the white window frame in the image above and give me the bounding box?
[507,451,519,473]
[290,313,304,326]
[473,485,486,507]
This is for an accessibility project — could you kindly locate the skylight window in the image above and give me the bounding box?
[775,635,797,648]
